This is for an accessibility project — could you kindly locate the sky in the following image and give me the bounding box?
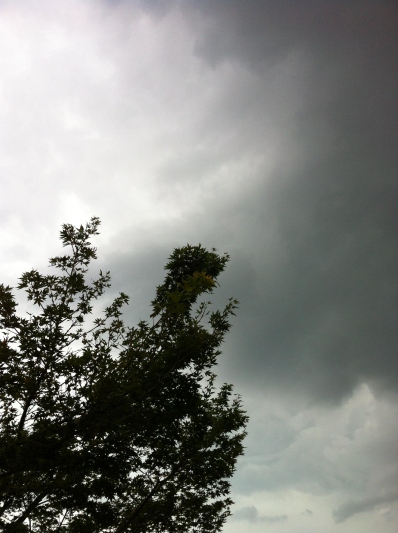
[1,0,397,531]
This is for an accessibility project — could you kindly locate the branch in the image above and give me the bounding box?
[10,489,48,526]
[17,356,51,438]
[114,462,184,533]
[114,478,162,533]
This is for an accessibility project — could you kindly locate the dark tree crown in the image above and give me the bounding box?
[0,218,247,533]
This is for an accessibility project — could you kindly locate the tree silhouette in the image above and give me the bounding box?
[0,218,247,532]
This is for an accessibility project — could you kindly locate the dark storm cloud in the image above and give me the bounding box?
[1,1,396,529]
[164,0,398,403]
[188,0,398,74]
[63,0,398,406]
[218,154,398,402]
[1,1,395,406]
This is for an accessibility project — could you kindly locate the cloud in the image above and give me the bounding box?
[173,0,398,403]
[232,384,398,500]
[1,3,397,532]
[231,505,288,524]
[231,505,258,522]
[260,514,288,524]
[333,493,398,523]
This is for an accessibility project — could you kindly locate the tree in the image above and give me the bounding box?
[0,217,247,532]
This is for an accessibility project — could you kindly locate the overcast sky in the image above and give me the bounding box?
[1,1,397,531]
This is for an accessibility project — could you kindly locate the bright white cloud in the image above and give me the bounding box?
[0,0,299,244]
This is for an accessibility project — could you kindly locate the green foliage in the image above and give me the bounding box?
[0,218,247,532]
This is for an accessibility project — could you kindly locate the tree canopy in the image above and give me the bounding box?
[0,217,247,532]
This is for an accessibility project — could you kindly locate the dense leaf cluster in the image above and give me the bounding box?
[0,218,247,532]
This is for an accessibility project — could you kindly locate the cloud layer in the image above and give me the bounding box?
[1,1,397,532]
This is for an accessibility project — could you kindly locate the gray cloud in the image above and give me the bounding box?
[230,383,398,502]
[1,2,397,531]
[167,0,398,403]
[334,492,398,523]
[231,505,288,524]
[96,0,398,404]
[261,514,288,524]
[230,505,258,522]
[2,0,396,407]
